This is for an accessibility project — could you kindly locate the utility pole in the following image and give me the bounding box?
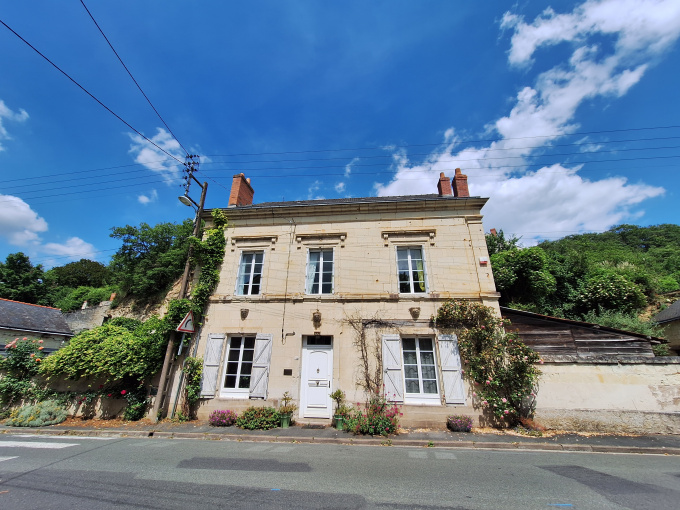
[151,156,207,422]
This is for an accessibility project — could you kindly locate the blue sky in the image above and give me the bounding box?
[1,0,679,268]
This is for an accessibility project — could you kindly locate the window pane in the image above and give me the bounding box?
[420,352,435,365]
[238,375,250,389]
[231,337,242,349]
[242,349,254,362]
[419,338,433,351]
[404,365,419,379]
[227,349,240,362]
[244,337,255,349]
[254,253,263,264]
[241,362,252,375]
[403,351,417,365]
[224,375,236,388]
[402,338,416,350]
[423,380,438,394]
[421,365,436,380]
[226,362,238,375]
[405,379,420,393]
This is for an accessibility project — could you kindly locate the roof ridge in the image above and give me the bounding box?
[0,297,62,311]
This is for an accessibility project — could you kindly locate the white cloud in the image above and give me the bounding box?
[128,128,184,183]
[0,100,29,151]
[0,195,48,246]
[375,0,680,242]
[334,182,346,193]
[138,189,159,205]
[42,237,97,261]
[344,157,359,177]
[307,180,325,200]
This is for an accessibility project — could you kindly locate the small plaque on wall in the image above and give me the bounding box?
[283,369,293,376]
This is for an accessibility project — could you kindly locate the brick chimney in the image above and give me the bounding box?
[437,172,453,196]
[452,168,469,197]
[228,173,254,207]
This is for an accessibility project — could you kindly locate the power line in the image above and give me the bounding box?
[4,132,680,188]
[79,0,189,157]
[0,17,184,165]
[203,125,680,158]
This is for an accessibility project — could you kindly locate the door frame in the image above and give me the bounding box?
[300,336,334,419]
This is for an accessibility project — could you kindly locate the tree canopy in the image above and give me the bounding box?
[109,220,193,297]
[0,253,47,305]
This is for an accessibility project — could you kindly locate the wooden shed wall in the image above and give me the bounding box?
[503,313,654,358]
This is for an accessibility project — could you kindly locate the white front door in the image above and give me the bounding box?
[300,336,333,418]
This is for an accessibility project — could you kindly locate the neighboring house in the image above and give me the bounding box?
[0,298,73,354]
[653,299,680,355]
[501,307,659,358]
[190,170,497,425]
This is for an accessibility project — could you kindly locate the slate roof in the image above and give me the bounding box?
[225,193,480,210]
[653,299,680,324]
[0,298,73,337]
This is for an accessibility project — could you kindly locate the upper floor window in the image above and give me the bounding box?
[236,251,263,295]
[306,249,333,294]
[397,247,426,293]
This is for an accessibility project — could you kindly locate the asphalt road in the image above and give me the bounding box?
[0,434,677,509]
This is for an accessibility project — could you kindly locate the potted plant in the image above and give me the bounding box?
[279,391,297,428]
[330,389,346,430]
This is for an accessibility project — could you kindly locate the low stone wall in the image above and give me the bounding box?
[534,356,680,434]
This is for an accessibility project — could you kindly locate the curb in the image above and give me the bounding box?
[1,428,678,455]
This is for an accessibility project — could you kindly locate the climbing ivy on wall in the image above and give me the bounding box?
[433,300,541,426]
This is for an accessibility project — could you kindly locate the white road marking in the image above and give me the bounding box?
[434,451,457,460]
[10,434,114,441]
[0,456,18,462]
[0,441,79,449]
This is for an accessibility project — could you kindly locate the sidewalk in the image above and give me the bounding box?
[1,420,679,455]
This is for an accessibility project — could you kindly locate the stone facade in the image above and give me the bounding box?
[189,172,499,426]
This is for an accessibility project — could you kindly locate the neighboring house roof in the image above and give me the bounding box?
[0,298,73,337]
[653,299,680,324]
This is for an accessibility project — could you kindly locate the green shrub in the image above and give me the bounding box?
[652,343,671,356]
[5,400,67,427]
[235,406,280,430]
[55,285,118,312]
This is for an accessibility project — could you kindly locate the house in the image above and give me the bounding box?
[190,170,497,426]
[653,299,680,355]
[0,298,73,353]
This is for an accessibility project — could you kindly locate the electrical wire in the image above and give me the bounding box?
[79,0,189,157]
[0,17,184,165]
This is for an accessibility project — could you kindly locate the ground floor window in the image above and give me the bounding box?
[402,337,438,399]
[222,336,255,394]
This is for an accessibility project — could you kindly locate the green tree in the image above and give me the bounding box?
[45,259,111,288]
[490,246,556,307]
[0,253,47,305]
[109,220,193,297]
[485,229,521,255]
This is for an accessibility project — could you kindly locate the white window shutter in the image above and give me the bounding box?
[382,334,404,402]
[249,333,273,399]
[201,333,225,397]
[438,334,465,404]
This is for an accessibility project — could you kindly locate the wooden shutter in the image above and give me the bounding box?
[201,333,225,397]
[382,334,404,402]
[438,334,465,404]
[249,333,273,399]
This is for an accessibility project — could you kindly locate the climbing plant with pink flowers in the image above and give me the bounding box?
[433,300,541,425]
